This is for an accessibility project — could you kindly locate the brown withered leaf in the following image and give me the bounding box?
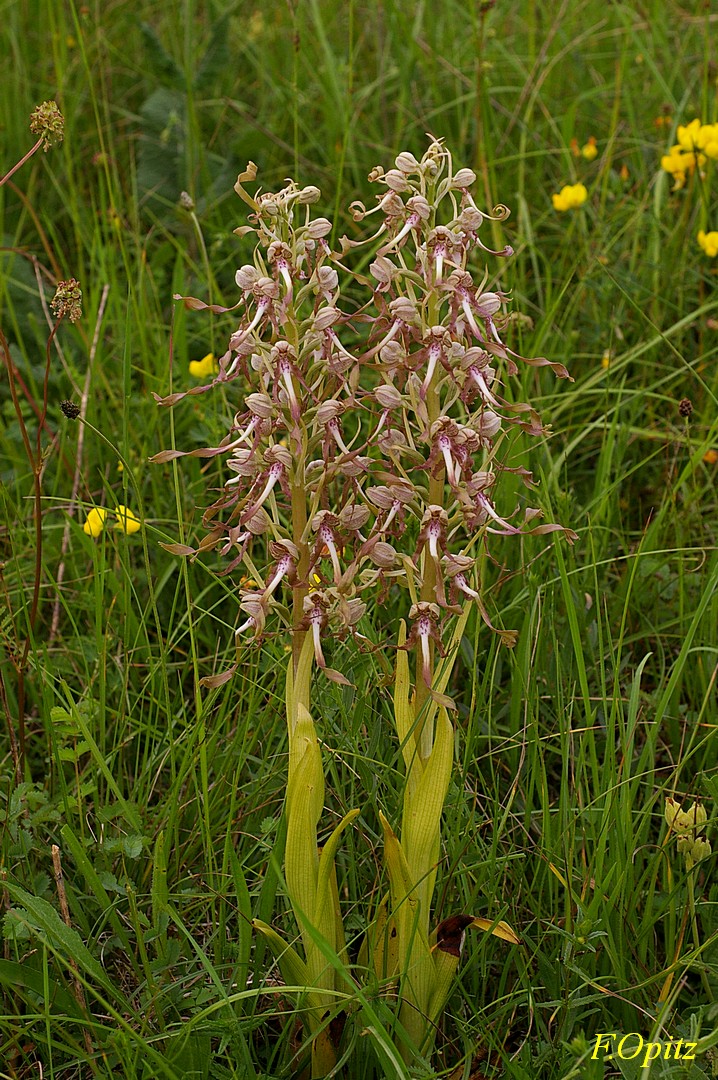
[173,293,242,314]
[434,913,521,958]
[429,688,458,711]
[159,542,196,556]
[200,664,237,689]
[322,667,353,687]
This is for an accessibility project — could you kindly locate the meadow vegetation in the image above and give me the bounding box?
[1,1,718,1077]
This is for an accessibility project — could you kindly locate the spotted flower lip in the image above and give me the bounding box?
[400,601,445,687]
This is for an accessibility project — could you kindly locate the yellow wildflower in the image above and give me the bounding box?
[581,136,598,161]
[551,183,588,212]
[113,505,141,534]
[676,118,703,151]
[702,123,718,159]
[661,141,705,189]
[703,449,718,465]
[666,796,712,872]
[601,350,612,370]
[83,507,107,537]
[189,352,218,378]
[698,230,718,257]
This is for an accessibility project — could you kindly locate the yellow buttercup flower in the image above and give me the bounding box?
[698,230,718,257]
[551,183,588,212]
[189,352,218,378]
[83,507,107,537]
[114,505,141,534]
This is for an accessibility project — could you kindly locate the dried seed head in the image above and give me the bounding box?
[50,279,82,323]
[60,399,80,419]
[30,100,64,150]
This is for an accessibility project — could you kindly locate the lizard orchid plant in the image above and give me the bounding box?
[153,138,576,1075]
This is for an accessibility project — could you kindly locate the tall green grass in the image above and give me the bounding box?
[1,0,717,1076]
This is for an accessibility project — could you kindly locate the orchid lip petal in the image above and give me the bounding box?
[379,212,419,254]
[439,439,456,485]
[461,298,482,340]
[428,527,440,562]
[235,417,259,445]
[456,573,479,599]
[328,419,351,455]
[263,557,291,597]
[477,494,520,533]
[328,328,359,362]
[281,366,300,418]
[311,618,326,667]
[322,532,343,581]
[280,265,293,294]
[226,300,269,375]
[242,465,281,518]
[419,624,432,686]
[471,368,501,407]
[364,318,401,360]
[381,500,400,533]
[420,344,440,399]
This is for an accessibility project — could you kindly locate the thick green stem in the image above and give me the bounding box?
[291,475,309,676]
[414,291,444,755]
[687,871,713,1002]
